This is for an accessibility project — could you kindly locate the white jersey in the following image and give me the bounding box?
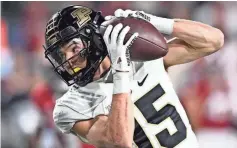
[53,58,198,148]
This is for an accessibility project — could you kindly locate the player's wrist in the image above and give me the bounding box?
[148,14,174,35]
[113,72,131,94]
[111,54,131,73]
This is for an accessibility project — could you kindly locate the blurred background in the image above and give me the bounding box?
[1,1,237,148]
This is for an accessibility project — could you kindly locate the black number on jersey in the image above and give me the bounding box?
[134,84,187,148]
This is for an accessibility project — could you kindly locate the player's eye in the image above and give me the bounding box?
[72,47,76,53]
[72,46,78,53]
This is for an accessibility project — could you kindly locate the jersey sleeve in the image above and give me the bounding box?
[53,85,109,134]
[53,103,87,134]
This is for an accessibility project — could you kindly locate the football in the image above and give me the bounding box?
[100,17,168,61]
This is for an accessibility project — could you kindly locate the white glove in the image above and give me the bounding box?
[105,9,174,35]
[103,23,138,73]
[103,23,138,94]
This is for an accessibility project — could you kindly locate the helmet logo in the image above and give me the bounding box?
[71,7,92,27]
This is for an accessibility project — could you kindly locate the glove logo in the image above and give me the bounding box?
[117,57,122,64]
[137,74,148,86]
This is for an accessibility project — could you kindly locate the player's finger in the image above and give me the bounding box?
[104,15,114,21]
[114,9,124,17]
[124,9,133,17]
[103,25,113,44]
[118,26,130,45]
[111,23,123,45]
[125,32,139,47]
[101,16,117,27]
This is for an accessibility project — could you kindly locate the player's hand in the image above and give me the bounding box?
[105,9,174,35]
[105,9,151,23]
[103,23,138,73]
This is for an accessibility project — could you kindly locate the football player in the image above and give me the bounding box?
[44,5,224,148]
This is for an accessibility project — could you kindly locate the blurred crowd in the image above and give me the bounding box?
[1,1,237,148]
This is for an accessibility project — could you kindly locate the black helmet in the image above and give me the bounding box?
[43,5,107,87]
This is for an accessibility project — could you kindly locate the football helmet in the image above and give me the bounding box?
[43,5,107,86]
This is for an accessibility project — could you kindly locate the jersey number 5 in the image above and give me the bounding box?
[134,84,187,148]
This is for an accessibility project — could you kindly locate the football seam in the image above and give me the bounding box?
[127,32,167,51]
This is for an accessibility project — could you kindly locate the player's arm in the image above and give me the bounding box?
[164,19,224,68]
[73,24,138,148]
[73,93,134,148]
[109,9,224,68]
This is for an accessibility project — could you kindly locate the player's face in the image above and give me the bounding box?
[60,38,87,74]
